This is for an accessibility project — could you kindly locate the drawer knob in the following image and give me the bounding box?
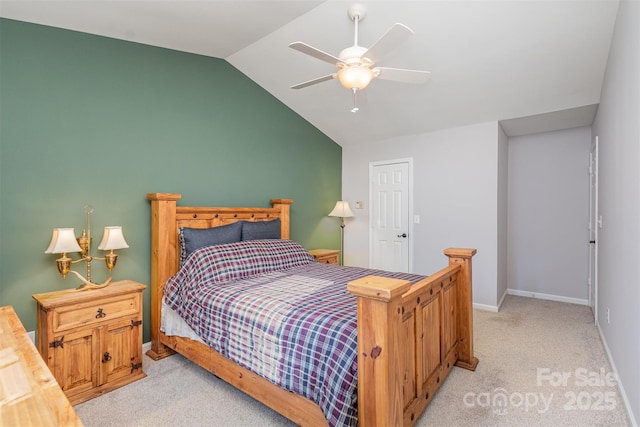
[96,308,106,319]
[102,352,112,363]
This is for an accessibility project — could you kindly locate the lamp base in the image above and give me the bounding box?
[68,270,113,291]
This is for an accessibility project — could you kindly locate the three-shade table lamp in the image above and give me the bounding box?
[45,205,128,290]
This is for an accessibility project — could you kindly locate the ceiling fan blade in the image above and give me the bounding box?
[363,23,414,64]
[291,74,336,89]
[289,42,343,66]
[375,67,431,84]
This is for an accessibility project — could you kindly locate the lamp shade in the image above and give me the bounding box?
[337,66,374,90]
[98,226,130,250]
[328,201,355,218]
[45,228,82,254]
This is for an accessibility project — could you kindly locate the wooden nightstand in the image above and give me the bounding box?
[309,249,340,265]
[32,280,146,405]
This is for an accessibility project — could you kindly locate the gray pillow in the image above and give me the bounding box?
[180,222,243,264]
[241,219,281,241]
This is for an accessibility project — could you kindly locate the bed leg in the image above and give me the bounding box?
[146,338,174,360]
[445,248,479,371]
[145,260,176,360]
[146,293,174,360]
[348,275,412,427]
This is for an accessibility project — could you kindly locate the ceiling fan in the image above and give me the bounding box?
[289,3,431,112]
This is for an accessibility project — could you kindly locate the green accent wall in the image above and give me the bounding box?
[0,18,342,341]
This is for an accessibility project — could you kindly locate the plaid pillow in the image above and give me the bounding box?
[178,239,315,284]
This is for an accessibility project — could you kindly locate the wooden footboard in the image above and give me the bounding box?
[348,248,478,426]
[146,193,477,426]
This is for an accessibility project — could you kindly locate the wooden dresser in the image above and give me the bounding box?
[0,305,82,426]
[32,280,146,405]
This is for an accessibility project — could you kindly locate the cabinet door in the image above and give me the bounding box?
[421,296,441,380]
[52,328,99,399]
[100,317,142,385]
[442,283,457,356]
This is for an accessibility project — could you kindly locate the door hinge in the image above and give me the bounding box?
[131,362,142,372]
[130,319,143,328]
[49,336,64,349]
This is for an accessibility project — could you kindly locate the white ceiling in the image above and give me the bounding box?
[0,0,619,146]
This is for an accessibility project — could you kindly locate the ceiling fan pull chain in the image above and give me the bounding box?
[351,88,359,113]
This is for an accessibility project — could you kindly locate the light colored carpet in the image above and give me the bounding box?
[75,296,631,426]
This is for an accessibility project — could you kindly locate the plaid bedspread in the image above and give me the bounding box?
[164,241,425,426]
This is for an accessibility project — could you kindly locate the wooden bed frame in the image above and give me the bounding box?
[146,193,478,426]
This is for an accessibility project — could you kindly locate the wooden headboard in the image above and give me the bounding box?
[147,193,292,272]
[146,193,292,358]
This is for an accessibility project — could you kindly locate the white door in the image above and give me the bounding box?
[370,160,411,272]
[588,136,599,323]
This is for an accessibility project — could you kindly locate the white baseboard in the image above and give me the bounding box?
[473,302,499,312]
[471,289,508,313]
[497,288,508,311]
[143,341,152,353]
[507,288,588,306]
[28,330,35,344]
[596,322,638,427]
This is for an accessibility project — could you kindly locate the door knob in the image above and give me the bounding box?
[397,233,407,238]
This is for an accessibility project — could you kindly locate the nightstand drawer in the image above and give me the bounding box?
[52,292,140,333]
[309,249,340,265]
[316,255,336,264]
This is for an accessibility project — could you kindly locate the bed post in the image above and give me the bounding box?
[146,192,182,360]
[347,275,412,427]
[270,199,292,239]
[444,248,479,371]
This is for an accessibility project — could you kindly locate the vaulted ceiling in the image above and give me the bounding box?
[0,0,619,146]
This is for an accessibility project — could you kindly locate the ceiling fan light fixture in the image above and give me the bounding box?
[289,3,430,109]
[338,66,374,90]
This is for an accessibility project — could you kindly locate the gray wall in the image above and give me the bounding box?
[497,124,509,305]
[507,126,591,302]
[592,0,640,423]
[342,121,501,309]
